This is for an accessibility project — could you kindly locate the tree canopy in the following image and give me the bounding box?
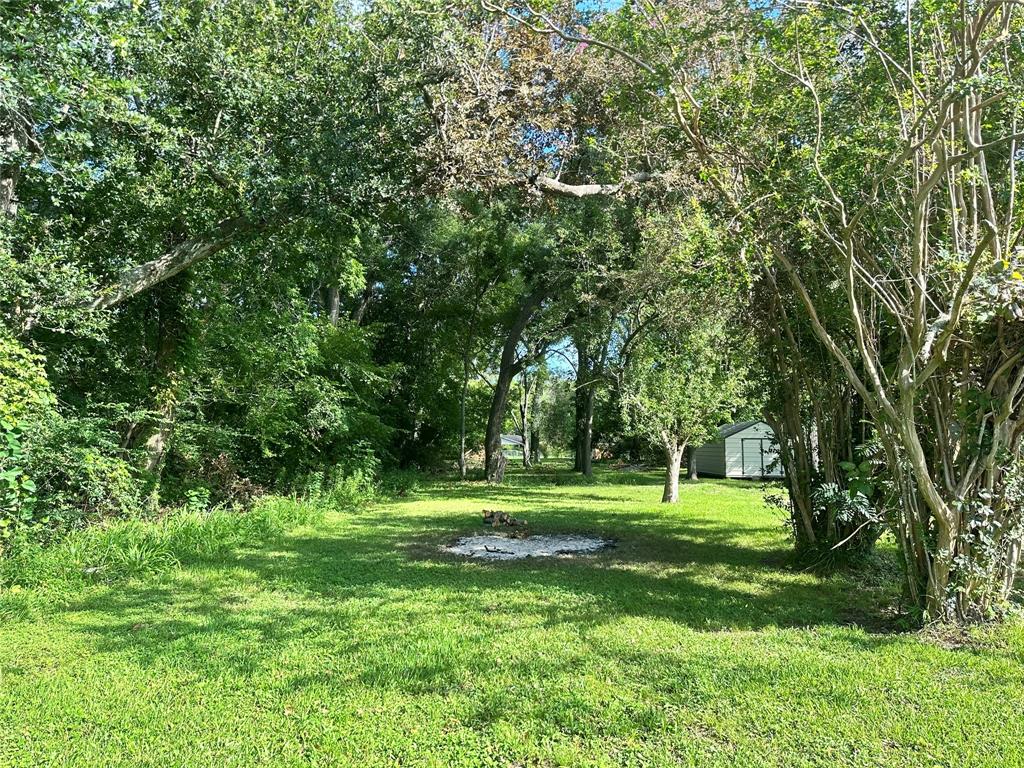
[2,0,1022,624]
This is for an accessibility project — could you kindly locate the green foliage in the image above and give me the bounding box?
[0,332,54,427]
[20,413,142,532]
[0,427,38,552]
[622,319,748,452]
[171,296,393,496]
[619,203,751,455]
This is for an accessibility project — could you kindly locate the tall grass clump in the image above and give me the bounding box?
[0,493,327,617]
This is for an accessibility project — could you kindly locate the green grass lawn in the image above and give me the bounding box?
[2,466,1023,767]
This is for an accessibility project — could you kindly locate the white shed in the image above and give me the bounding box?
[693,420,784,479]
[501,433,524,459]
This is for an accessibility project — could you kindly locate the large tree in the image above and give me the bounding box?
[490,0,1024,623]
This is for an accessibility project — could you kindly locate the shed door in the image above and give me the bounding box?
[741,438,766,477]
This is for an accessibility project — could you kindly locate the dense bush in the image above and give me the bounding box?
[1,332,143,551]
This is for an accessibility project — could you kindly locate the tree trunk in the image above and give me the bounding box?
[351,281,373,325]
[519,368,532,468]
[458,353,469,480]
[662,441,684,503]
[140,280,187,483]
[573,338,587,473]
[484,285,547,483]
[573,337,598,477]
[326,285,341,326]
[573,330,610,478]
[579,387,595,478]
[530,371,543,465]
[86,216,259,310]
[1,122,27,218]
[685,445,698,480]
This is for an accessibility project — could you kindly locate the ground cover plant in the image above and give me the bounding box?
[1,466,1022,767]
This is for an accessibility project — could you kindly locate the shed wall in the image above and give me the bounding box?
[724,422,784,478]
[693,441,727,476]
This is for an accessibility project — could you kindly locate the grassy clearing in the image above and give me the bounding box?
[1,466,1022,767]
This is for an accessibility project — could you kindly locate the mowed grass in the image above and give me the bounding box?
[1,466,1023,767]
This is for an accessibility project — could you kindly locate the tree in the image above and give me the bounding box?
[622,320,746,502]
[618,202,750,502]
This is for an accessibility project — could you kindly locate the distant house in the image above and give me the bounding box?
[693,420,785,479]
[501,433,525,459]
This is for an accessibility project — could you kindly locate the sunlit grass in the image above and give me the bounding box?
[1,464,1022,767]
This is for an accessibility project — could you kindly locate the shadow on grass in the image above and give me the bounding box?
[50,475,915,699]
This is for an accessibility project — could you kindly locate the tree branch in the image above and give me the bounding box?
[84,216,263,310]
[530,171,655,198]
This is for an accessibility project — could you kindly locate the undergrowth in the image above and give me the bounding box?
[0,495,330,620]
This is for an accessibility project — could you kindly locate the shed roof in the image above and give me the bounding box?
[717,420,765,439]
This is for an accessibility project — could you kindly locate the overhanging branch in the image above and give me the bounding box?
[85,216,263,310]
[530,171,655,198]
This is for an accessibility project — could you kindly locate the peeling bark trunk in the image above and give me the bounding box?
[685,445,698,480]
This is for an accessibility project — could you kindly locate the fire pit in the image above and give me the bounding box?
[441,533,613,560]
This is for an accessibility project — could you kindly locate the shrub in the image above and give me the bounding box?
[20,413,143,534]
[1,329,143,546]
[0,333,51,552]
[0,427,40,554]
[0,331,54,427]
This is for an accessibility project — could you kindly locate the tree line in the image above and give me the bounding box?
[2,0,1022,624]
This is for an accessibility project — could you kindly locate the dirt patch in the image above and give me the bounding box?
[441,534,613,560]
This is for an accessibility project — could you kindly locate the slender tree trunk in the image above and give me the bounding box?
[530,372,543,465]
[458,354,469,480]
[520,412,532,468]
[662,440,684,503]
[485,285,546,483]
[351,280,373,325]
[573,331,609,477]
[579,388,595,477]
[574,337,596,476]
[518,368,533,468]
[573,340,586,473]
[1,122,26,218]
